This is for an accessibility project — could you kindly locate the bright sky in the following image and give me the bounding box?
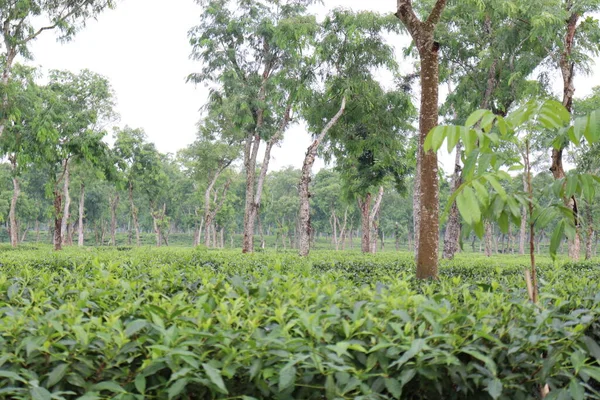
[28,0,600,175]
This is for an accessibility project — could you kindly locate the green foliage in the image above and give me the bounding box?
[426,100,600,259]
[0,248,599,399]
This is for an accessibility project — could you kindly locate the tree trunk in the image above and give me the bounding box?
[358,194,372,253]
[484,221,493,257]
[586,201,594,260]
[60,160,71,246]
[129,181,140,246]
[369,187,384,254]
[442,144,462,259]
[20,226,27,243]
[78,183,85,246]
[396,0,446,279]
[110,194,119,246]
[205,180,231,248]
[53,189,63,251]
[550,9,580,261]
[35,220,40,243]
[298,98,345,256]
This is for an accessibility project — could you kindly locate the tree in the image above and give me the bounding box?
[179,129,240,248]
[0,0,116,138]
[0,64,40,247]
[395,0,447,279]
[297,9,402,256]
[33,69,114,251]
[188,0,317,253]
[322,80,415,254]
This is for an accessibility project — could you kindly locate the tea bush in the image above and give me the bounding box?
[0,247,599,399]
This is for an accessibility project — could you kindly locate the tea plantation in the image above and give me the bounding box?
[1,246,599,399]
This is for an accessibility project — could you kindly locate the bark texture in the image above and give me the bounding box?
[298,97,346,257]
[60,160,71,246]
[551,7,581,260]
[442,144,462,259]
[78,183,85,247]
[129,181,141,246]
[396,0,446,279]
[205,180,231,248]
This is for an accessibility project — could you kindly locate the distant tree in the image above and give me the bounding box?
[189,0,318,253]
[33,69,115,251]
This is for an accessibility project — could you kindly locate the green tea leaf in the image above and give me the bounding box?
[203,363,228,394]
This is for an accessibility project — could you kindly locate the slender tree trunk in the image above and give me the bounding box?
[110,194,119,246]
[129,181,140,246]
[53,189,63,251]
[60,160,71,246]
[205,180,231,247]
[20,226,27,243]
[358,194,372,253]
[369,187,384,254]
[443,144,462,259]
[0,48,17,138]
[298,99,345,256]
[78,183,85,246]
[35,220,40,243]
[586,201,594,260]
[551,8,580,261]
[338,207,348,250]
[396,0,447,279]
[484,222,493,257]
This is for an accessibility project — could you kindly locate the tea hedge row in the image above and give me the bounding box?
[0,248,599,399]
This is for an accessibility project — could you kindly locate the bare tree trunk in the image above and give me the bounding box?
[110,194,119,246]
[396,0,446,279]
[61,160,71,246]
[220,228,224,248]
[551,8,580,261]
[298,98,346,256]
[443,144,462,259]
[369,187,384,254]
[78,183,85,246]
[358,194,372,253]
[20,226,28,243]
[586,201,594,260]
[338,207,348,250]
[129,181,140,246]
[484,222,493,257]
[53,190,63,251]
[35,220,40,243]
[257,214,265,249]
[205,180,231,248]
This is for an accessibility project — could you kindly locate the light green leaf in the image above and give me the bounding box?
[457,186,481,225]
[30,387,52,400]
[465,109,489,128]
[550,221,565,261]
[168,379,188,400]
[92,381,126,393]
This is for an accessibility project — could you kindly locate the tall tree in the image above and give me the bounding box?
[189,0,317,253]
[34,69,114,250]
[0,0,116,137]
[298,9,404,256]
[395,0,447,278]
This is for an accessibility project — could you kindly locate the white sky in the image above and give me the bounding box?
[28,0,600,176]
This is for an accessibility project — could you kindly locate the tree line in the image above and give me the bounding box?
[1,0,600,281]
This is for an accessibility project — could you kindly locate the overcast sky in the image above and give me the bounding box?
[28,0,600,175]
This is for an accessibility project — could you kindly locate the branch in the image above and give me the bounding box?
[395,0,422,37]
[425,0,448,27]
[314,96,346,147]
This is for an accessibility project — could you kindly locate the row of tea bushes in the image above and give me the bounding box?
[0,247,599,399]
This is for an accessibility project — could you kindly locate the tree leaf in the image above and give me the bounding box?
[465,109,489,128]
[456,186,481,225]
[92,381,126,393]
